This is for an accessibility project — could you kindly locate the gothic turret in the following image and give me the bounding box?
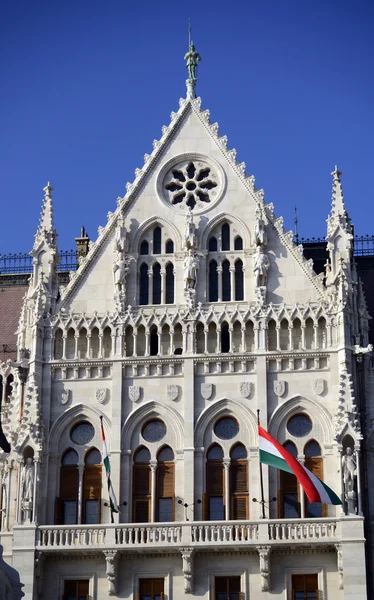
[326,167,353,279]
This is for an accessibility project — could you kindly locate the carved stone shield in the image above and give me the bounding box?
[274,380,286,397]
[96,388,109,404]
[240,382,252,398]
[60,389,70,405]
[201,383,213,400]
[167,384,179,401]
[129,385,141,403]
[312,379,325,396]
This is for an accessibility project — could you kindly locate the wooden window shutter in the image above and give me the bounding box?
[230,461,248,493]
[305,573,318,591]
[153,578,164,595]
[134,465,151,495]
[55,497,63,525]
[206,462,223,495]
[60,466,79,500]
[305,457,326,516]
[229,576,241,593]
[202,493,209,520]
[157,464,174,497]
[83,465,102,500]
[231,495,248,520]
[134,498,150,523]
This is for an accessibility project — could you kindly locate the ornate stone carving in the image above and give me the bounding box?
[96,388,109,405]
[201,383,213,400]
[129,385,141,403]
[254,207,267,246]
[59,388,71,405]
[104,550,119,595]
[258,546,271,591]
[273,380,286,397]
[239,381,252,398]
[181,548,194,593]
[167,384,179,402]
[311,378,325,396]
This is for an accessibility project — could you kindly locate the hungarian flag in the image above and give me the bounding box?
[100,418,119,513]
[258,425,341,505]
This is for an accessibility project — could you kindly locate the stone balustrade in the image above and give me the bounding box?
[34,517,350,552]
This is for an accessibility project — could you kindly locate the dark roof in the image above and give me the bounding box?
[0,286,27,362]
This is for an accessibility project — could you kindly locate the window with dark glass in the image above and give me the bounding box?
[234,236,243,250]
[152,263,161,304]
[150,327,158,356]
[292,574,319,600]
[165,263,174,304]
[209,236,218,251]
[230,444,248,520]
[209,260,218,302]
[165,239,174,253]
[57,450,79,525]
[215,576,241,600]
[221,322,230,353]
[222,260,231,301]
[139,263,149,305]
[63,579,89,600]
[304,441,324,518]
[153,227,161,254]
[82,448,102,524]
[235,260,244,301]
[222,223,230,251]
[156,446,174,522]
[205,445,224,520]
[139,578,164,600]
[133,447,151,523]
[140,240,149,255]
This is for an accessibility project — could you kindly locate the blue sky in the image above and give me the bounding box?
[1,0,373,253]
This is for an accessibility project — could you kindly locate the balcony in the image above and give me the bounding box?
[33,517,359,553]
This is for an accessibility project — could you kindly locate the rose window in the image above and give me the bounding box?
[164,161,218,210]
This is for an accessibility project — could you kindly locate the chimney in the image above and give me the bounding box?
[75,226,90,262]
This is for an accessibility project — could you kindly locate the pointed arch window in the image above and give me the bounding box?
[165,263,174,304]
[222,260,231,301]
[83,448,102,524]
[205,444,224,520]
[54,329,63,359]
[267,320,277,352]
[103,327,112,357]
[139,263,149,305]
[66,328,75,359]
[57,449,79,525]
[152,263,161,304]
[304,440,324,518]
[209,260,218,302]
[78,328,88,359]
[234,236,243,250]
[133,447,151,523]
[235,259,244,301]
[90,327,100,358]
[165,239,174,254]
[221,322,230,353]
[156,446,175,522]
[153,227,161,254]
[230,444,248,520]
[279,441,299,518]
[208,236,218,252]
[140,240,149,255]
[222,223,230,251]
[150,326,158,356]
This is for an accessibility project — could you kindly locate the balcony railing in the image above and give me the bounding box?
[35,518,345,551]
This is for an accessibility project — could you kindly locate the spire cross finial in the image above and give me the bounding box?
[188,18,191,47]
[331,165,342,182]
[43,181,54,197]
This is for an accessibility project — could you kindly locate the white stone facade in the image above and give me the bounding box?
[0,90,371,600]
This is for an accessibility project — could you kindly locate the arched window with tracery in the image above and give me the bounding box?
[82,448,102,524]
[304,440,324,517]
[209,260,218,302]
[152,263,161,304]
[57,449,79,524]
[230,444,248,520]
[235,259,244,301]
[139,263,149,305]
[156,446,175,522]
[222,260,231,301]
[133,447,151,523]
[165,263,174,304]
[204,444,224,521]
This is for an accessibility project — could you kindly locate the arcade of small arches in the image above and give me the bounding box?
[53,316,328,359]
[51,405,344,526]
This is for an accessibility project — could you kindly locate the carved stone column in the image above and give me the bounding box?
[77,464,84,524]
[241,326,246,353]
[150,461,157,522]
[217,266,223,302]
[74,334,79,359]
[258,546,271,591]
[335,543,344,590]
[223,459,230,520]
[229,267,235,301]
[104,550,119,595]
[204,327,208,354]
[181,547,194,593]
[148,269,153,304]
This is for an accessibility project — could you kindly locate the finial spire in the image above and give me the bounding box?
[184,21,201,100]
[327,165,352,239]
[332,165,342,182]
[33,181,56,249]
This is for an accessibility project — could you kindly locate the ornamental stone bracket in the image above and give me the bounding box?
[180,547,194,593]
[103,550,119,596]
[257,546,271,591]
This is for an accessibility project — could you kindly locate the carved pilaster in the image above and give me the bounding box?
[104,550,119,595]
[258,545,271,591]
[181,547,194,593]
[335,543,344,589]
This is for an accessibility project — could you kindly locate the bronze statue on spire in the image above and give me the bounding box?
[184,42,201,81]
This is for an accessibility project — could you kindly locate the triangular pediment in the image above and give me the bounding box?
[57,95,327,315]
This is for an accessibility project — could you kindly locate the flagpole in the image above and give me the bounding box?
[100,415,114,524]
[257,409,266,519]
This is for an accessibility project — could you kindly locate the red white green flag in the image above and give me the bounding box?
[258,425,341,505]
[100,418,119,513]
